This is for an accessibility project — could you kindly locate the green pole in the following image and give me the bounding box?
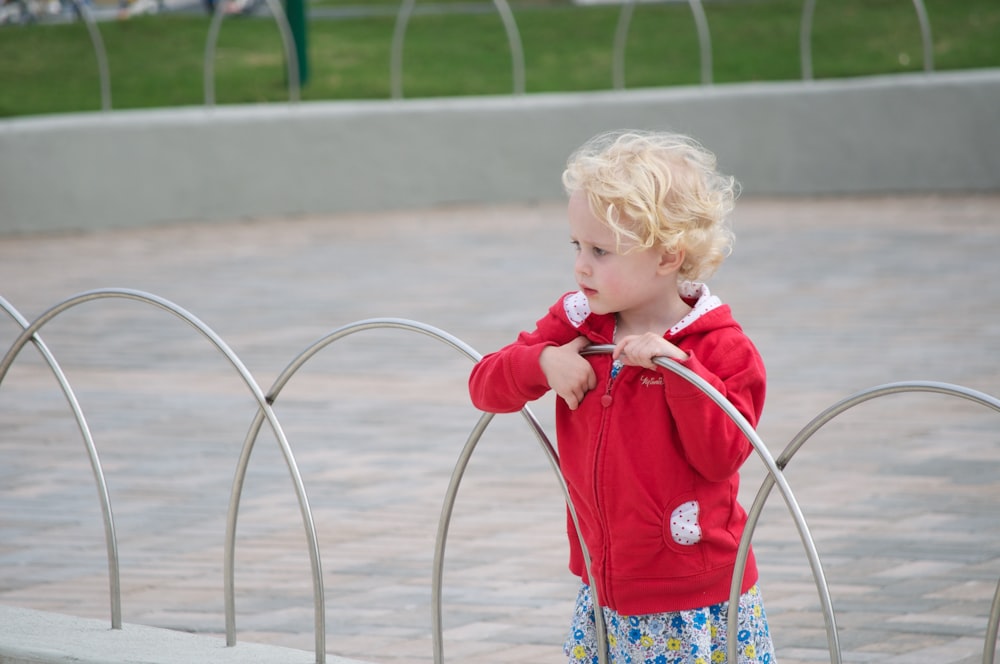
[285,0,309,85]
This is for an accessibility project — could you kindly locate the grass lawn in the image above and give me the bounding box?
[0,0,997,117]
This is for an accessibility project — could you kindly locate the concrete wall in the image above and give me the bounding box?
[1,68,998,235]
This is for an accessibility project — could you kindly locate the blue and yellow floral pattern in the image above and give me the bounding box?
[564,584,775,664]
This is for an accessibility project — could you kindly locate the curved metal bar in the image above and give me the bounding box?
[390,0,525,99]
[911,0,934,72]
[203,0,300,106]
[986,574,1000,664]
[0,288,324,662]
[516,400,609,664]
[688,0,713,85]
[800,0,816,80]
[742,381,1000,664]
[611,0,635,91]
[613,0,712,90]
[226,404,268,644]
[389,0,416,100]
[0,296,122,629]
[778,382,1000,470]
[431,411,494,664]
[226,318,478,661]
[268,318,484,393]
[738,459,840,662]
[226,400,326,660]
[204,1,227,105]
[69,0,112,110]
[226,318,599,663]
[427,350,597,663]
[261,0,301,101]
[801,0,934,80]
[431,398,602,664]
[583,345,828,664]
[492,0,526,95]
[436,409,601,664]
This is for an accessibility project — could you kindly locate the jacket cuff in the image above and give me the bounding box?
[509,342,556,395]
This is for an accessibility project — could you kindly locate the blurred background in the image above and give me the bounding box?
[1,0,998,118]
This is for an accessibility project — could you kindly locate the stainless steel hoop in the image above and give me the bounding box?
[800,0,934,80]
[226,317,485,662]
[422,334,597,664]
[5,295,997,664]
[581,345,829,664]
[225,317,595,664]
[613,0,712,90]
[390,0,525,99]
[0,288,323,663]
[0,295,122,629]
[204,0,301,106]
[740,380,1000,664]
[429,406,601,664]
[68,0,112,110]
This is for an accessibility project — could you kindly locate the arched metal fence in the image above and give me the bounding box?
[390,0,525,99]
[613,0,713,89]
[203,0,301,104]
[45,0,941,114]
[2,289,998,664]
[800,0,934,80]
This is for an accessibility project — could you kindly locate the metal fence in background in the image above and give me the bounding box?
[5,0,938,112]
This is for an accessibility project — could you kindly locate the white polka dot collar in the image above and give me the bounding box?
[563,282,721,335]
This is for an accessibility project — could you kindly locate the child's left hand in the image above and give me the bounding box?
[613,333,689,369]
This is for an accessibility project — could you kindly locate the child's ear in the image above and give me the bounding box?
[657,249,685,274]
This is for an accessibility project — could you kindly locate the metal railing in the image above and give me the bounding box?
[800,0,934,80]
[613,0,712,89]
[739,379,1000,664]
[0,295,121,627]
[0,289,322,660]
[2,290,998,664]
[1,1,110,110]
[390,0,525,99]
[581,345,832,664]
[73,0,113,111]
[24,0,945,115]
[203,0,300,105]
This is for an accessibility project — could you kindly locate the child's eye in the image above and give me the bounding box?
[570,241,581,253]
[593,247,608,257]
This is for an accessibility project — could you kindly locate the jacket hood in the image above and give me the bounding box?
[555,281,738,345]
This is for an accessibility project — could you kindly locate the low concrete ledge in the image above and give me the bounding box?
[0,606,371,664]
[1,68,998,234]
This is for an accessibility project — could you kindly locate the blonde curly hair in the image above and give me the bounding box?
[561,130,737,282]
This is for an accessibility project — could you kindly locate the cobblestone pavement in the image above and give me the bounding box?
[1,195,999,663]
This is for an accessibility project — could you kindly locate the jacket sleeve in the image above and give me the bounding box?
[662,332,767,482]
[468,305,579,414]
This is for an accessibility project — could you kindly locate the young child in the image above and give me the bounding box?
[468,130,775,663]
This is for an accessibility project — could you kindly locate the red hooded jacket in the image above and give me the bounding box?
[468,284,766,615]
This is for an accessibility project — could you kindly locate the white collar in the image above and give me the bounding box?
[563,281,721,334]
[670,282,722,335]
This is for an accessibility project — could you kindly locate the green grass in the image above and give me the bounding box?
[1,0,998,118]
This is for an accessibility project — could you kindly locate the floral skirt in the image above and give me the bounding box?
[564,583,775,664]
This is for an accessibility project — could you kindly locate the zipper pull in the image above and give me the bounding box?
[601,360,623,408]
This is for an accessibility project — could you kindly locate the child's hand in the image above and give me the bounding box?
[613,333,689,369]
[540,336,596,410]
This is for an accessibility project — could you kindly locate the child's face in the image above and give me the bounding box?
[568,190,670,317]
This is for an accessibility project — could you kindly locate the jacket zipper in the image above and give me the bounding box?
[592,359,620,605]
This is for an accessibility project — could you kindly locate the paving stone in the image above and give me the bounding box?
[2,195,999,663]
